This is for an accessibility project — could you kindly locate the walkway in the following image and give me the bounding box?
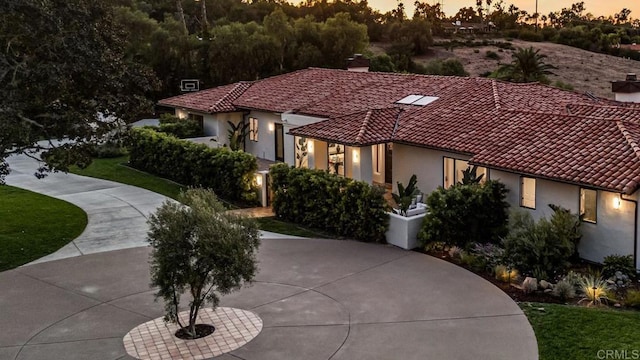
[5,153,170,264]
[2,153,538,359]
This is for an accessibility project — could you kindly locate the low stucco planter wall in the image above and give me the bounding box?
[385,212,427,250]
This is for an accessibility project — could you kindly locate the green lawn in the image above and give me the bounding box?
[69,156,184,200]
[0,186,87,271]
[521,302,640,360]
[255,217,330,238]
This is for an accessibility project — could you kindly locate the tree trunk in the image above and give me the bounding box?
[201,0,209,34]
[176,0,188,34]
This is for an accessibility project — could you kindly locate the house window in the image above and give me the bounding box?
[295,136,308,168]
[187,113,204,130]
[328,143,345,176]
[443,157,487,187]
[374,144,384,174]
[249,117,258,142]
[580,188,597,223]
[520,177,536,209]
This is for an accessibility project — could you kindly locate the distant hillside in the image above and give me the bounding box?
[375,39,640,99]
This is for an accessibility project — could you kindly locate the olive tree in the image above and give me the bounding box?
[147,188,260,339]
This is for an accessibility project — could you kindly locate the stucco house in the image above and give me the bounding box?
[158,68,640,269]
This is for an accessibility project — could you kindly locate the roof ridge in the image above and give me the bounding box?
[210,82,252,112]
[492,80,501,110]
[617,121,640,162]
[616,121,640,194]
[355,109,373,144]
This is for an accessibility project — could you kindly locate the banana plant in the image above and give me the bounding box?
[227,120,247,151]
[392,174,420,216]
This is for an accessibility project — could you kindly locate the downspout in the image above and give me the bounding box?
[621,193,638,269]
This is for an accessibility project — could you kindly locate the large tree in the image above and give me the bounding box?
[0,0,157,182]
[148,188,260,339]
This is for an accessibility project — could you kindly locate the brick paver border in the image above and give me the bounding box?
[123,307,263,360]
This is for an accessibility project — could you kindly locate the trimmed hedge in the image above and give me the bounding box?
[269,163,389,242]
[418,180,510,249]
[128,128,257,203]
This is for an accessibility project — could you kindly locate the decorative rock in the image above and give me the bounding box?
[522,277,538,293]
[614,303,622,308]
[544,288,553,293]
[539,280,551,289]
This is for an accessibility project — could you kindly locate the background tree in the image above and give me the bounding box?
[0,0,157,182]
[496,47,557,83]
[148,188,260,339]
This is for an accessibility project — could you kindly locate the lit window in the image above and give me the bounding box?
[328,143,345,176]
[443,157,487,187]
[520,177,536,209]
[249,117,258,142]
[580,188,597,223]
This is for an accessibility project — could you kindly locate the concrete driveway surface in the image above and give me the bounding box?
[2,153,538,360]
[0,240,538,360]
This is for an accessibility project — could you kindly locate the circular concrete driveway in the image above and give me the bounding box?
[0,238,537,360]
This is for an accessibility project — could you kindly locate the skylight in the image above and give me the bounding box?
[396,95,439,106]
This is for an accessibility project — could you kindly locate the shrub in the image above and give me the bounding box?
[495,265,518,283]
[603,254,637,280]
[422,59,469,76]
[269,164,389,242]
[518,29,544,42]
[471,243,504,270]
[91,141,127,158]
[128,128,257,203]
[156,113,203,138]
[485,50,500,60]
[502,205,581,276]
[553,280,576,300]
[419,180,509,249]
[625,290,640,309]
[553,80,574,90]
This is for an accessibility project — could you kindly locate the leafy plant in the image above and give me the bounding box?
[625,290,640,309]
[459,165,484,185]
[419,180,509,248]
[295,137,309,167]
[128,128,258,203]
[392,174,420,216]
[148,188,260,339]
[496,46,557,83]
[502,205,581,276]
[269,163,389,242]
[495,265,518,283]
[157,113,203,138]
[578,275,610,307]
[227,120,248,151]
[603,254,637,280]
[485,50,500,60]
[552,280,577,300]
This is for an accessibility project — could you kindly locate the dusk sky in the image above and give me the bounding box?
[368,0,638,18]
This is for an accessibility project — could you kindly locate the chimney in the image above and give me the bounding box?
[612,73,640,103]
[346,54,370,72]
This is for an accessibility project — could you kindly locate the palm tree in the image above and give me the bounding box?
[498,47,557,83]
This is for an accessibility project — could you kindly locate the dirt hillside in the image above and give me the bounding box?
[386,39,640,99]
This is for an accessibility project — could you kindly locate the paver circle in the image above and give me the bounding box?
[123,307,262,360]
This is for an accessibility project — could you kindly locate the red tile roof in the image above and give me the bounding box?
[289,108,402,146]
[157,68,640,194]
[158,82,252,113]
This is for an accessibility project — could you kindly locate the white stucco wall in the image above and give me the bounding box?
[244,111,280,161]
[394,144,638,266]
[490,170,636,264]
[615,93,640,103]
[282,113,326,166]
[393,143,472,194]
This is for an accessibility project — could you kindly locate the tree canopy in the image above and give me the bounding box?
[0,0,157,182]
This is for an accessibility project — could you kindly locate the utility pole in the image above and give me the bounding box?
[535,0,539,31]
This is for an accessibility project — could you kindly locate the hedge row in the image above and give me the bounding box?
[269,163,389,242]
[128,128,257,203]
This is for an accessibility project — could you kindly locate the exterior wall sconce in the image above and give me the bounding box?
[613,195,621,209]
[268,123,275,132]
[307,140,314,153]
[255,173,263,186]
[352,148,360,163]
